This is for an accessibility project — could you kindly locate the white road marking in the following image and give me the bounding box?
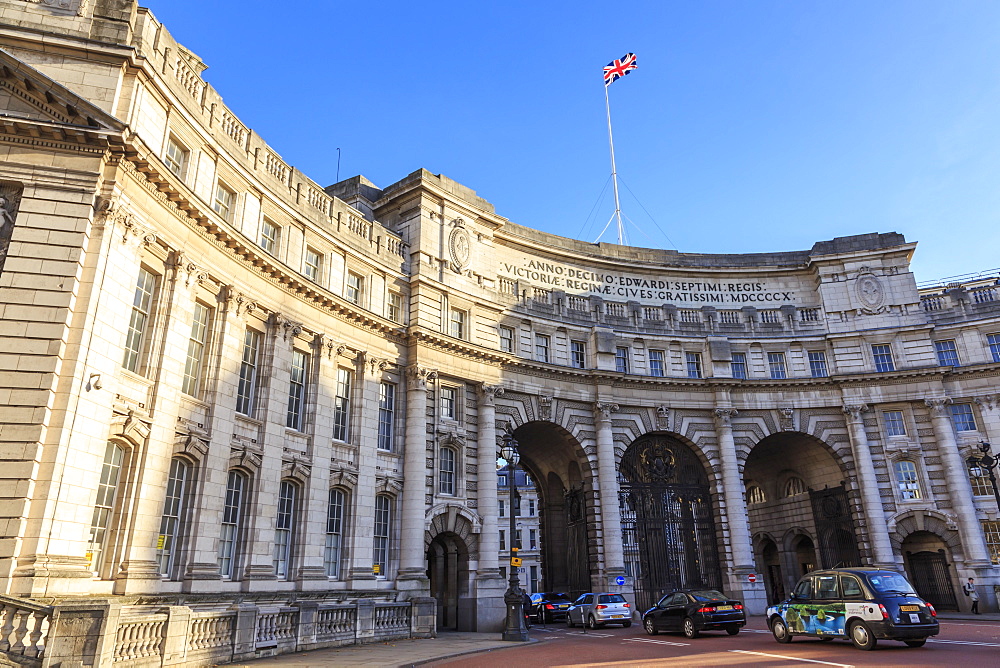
[566,632,614,637]
[625,638,691,647]
[728,650,855,667]
[929,638,1000,647]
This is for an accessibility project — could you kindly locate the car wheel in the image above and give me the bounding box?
[771,618,792,644]
[644,617,658,635]
[682,617,700,639]
[588,615,602,629]
[849,621,877,651]
[904,639,926,648]
[726,625,740,636]
[622,620,632,628]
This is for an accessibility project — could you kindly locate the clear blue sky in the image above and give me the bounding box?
[147,1,1000,283]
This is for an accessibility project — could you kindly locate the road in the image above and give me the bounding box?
[426,616,1000,667]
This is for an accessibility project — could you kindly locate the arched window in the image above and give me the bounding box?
[156,457,190,578]
[274,480,297,579]
[783,476,806,498]
[438,447,457,496]
[88,441,125,574]
[218,470,247,579]
[325,488,347,578]
[373,495,393,578]
[893,460,921,500]
[746,484,766,505]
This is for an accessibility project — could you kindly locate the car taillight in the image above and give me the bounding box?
[926,602,937,618]
[878,604,889,619]
[734,604,744,610]
[596,604,608,610]
[545,604,554,610]
[623,603,630,608]
[697,606,714,613]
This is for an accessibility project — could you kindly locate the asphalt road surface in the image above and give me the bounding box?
[426,616,1000,667]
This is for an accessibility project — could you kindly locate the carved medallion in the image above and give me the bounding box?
[855,268,887,315]
[448,220,471,273]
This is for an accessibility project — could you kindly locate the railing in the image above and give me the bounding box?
[385,236,407,258]
[642,307,662,321]
[921,295,945,312]
[799,308,821,322]
[188,612,235,652]
[113,613,166,662]
[306,186,330,215]
[678,310,700,324]
[174,58,204,100]
[346,214,373,242]
[316,606,356,639]
[265,152,290,183]
[373,604,410,633]
[532,288,551,304]
[605,302,626,317]
[256,609,297,648]
[719,310,742,325]
[972,286,997,304]
[567,295,588,311]
[759,310,781,324]
[498,278,518,296]
[0,596,51,660]
[220,109,248,147]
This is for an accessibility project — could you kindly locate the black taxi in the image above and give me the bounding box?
[766,568,939,650]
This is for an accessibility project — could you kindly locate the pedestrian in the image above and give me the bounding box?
[522,591,533,628]
[963,577,980,614]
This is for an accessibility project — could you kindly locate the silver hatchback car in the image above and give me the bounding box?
[566,592,633,628]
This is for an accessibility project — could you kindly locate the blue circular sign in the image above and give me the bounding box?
[615,576,626,586]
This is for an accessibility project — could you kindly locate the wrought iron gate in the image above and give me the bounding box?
[619,435,722,613]
[809,485,860,568]
[907,550,958,610]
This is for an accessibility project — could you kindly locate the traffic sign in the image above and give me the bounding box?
[747,573,757,583]
[615,576,626,586]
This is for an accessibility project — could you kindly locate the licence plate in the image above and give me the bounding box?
[715,605,733,611]
[559,605,568,609]
[908,613,920,624]
[612,614,624,618]
[899,605,920,611]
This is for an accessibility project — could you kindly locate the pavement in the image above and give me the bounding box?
[219,612,998,668]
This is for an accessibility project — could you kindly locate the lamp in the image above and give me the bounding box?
[501,425,529,641]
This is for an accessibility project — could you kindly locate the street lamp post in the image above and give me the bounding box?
[500,428,529,641]
[973,441,1000,510]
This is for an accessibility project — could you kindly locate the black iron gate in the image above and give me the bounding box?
[907,550,958,611]
[619,435,721,613]
[809,485,861,568]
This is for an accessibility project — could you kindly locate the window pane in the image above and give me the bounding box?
[378,382,395,450]
[883,410,906,437]
[951,403,977,431]
[182,302,211,396]
[981,520,1000,565]
[325,489,345,578]
[156,458,188,577]
[218,471,245,578]
[274,481,296,578]
[164,137,188,178]
[441,387,456,419]
[686,352,702,378]
[571,340,586,368]
[500,326,514,353]
[731,352,747,379]
[373,496,392,576]
[450,308,466,339]
[88,442,124,573]
[260,220,279,254]
[970,460,993,496]
[988,334,1000,363]
[346,273,363,304]
[615,347,629,373]
[333,368,352,441]
[123,268,156,373]
[894,460,921,500]
[649,350,665,377]
[304,248,322,281]
[439,448,456,495]
[535,334,549,363]
[213,183,234,220]
[934,340,960,367]
[387,292,403,323]
[768,352,786,379]
[236,329,261,416]
[872,344,895,372]
[808,351,828,378]
[286,350,308,430]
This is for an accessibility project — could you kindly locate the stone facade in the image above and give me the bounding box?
[0,1,999,664]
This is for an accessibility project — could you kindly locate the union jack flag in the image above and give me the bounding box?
[603,53,637,86]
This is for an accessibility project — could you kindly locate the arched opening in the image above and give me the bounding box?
[756,536,784,605]
[618,432,721,613]
[426,532,470,630]
[791,534,817,578]
[902,532,959,611]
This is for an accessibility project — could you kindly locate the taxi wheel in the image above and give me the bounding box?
[726,625,740,636]
[644,617,658,635]
[682,617,700,639]
[904,639,926,648]
[849,621,878,651]
[771,618,792,643]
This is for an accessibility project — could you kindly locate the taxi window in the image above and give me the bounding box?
[815,575,840,600]
[841,575,864,599]
[793,578,812,599]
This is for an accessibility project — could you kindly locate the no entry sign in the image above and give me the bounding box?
[747,574,758,583]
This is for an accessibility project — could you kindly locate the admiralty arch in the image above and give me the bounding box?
[0,1,998,664]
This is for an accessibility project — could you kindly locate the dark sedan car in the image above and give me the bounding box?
[643,589,746,638]
[529,592,574,623]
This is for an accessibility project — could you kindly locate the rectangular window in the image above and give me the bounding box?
[324,488,345,578]
[182,302,211,396]
[535,334,550,363]
[529,528,537,550]
[499,326,515,353]
[981,520,1000,565]
[768,352,787,379]
[218,471,245,579]
[951,403,977,432]
[988,333,1000,363]
[373,496,392,577]
[260,219,279,255]
[872,344,895,372]
[499,500,505,517]
[378,382,395,451]
[970,460,993,496]
[530,565,538,593]
[686,352,703,379]
[441,386,457,420]
[273,481,296,579]
[935,340,960,367]
[304,247,322,281]
[893,460,921,500]
[515,529,522,549]
[808,351,828,378]
[213,182,235,221]
[164,136,189,179]
[731,352,748,379]
[286,350,308,430]
[449,308,467,339]
[156,458,188,578]
[499,530,506,551]
[883,410,907,437]
[615,347,630,373]
[438,448,456,495]
[387,292,403,323]
[346,272,363,305]
[528,499,535,516]
[88,442,124,573]
[571,340,586,369]
[123,267,157,373]
[333,368,352,441]
[236,329,261,416]
[498,473,507,488]
[649,350,665,377]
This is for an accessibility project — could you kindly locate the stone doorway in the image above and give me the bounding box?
[427,531,470,631]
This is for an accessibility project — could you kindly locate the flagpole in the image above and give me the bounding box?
[604,83,625,244]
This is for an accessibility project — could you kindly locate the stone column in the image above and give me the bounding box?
[398,365,435,587]
[842,404,896,567]
[348,352,387,587]
[476,384,504,576]
[925,398,993,567]
[713,408,754,570]
[594,401,625,580]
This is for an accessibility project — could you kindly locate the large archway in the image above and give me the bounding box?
[744,432,859,597]
[618,432,722,613]
[427,532,470,630]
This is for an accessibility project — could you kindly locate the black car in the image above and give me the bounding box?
[766,568,939,650]
[529,592,574,623]
[642,589,746,638]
